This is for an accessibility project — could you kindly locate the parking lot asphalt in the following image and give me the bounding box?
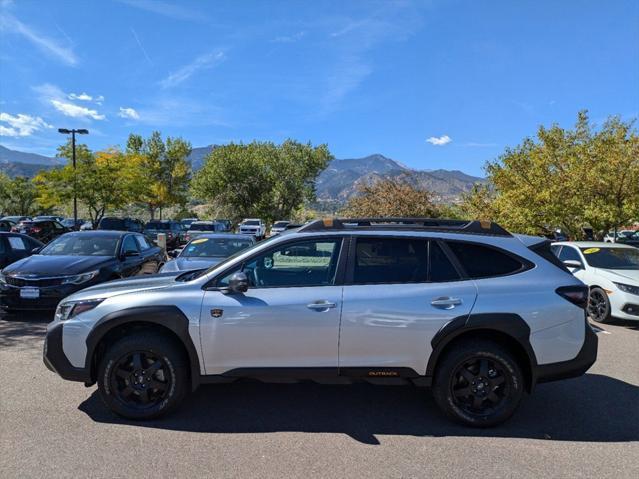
[1,314,638,479]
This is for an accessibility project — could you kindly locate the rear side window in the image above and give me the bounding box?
[533,241,571,272]
[446,241,525,278]
[429,241,461,282]
[354,238,428,283]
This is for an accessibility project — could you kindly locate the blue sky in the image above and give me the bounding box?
[1,0,637,176]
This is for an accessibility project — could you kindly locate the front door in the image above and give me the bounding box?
[339,237,477,376]
[200,237,344,375]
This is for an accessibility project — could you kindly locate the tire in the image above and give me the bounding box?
[97,333,189,420]
[588,287,612,323]
[432,339,524,427]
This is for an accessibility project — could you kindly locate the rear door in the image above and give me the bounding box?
[339,237,477,376]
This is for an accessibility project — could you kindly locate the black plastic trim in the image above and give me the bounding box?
[85,305,201,390]
[43,321,91,382]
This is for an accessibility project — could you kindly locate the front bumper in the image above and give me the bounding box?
[535,320,598,384]
[0,282,85,311]
[43,321,90,383]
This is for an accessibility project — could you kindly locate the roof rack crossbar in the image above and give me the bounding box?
[297,218,511,237]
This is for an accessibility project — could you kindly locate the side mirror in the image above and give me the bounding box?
[563,259,583,269]
[227,271,249,294]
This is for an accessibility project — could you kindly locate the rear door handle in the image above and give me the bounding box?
[307,301,337,310]
[430,297,462,309]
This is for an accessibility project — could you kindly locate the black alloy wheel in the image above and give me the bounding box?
[450,357,508,417]
[98,333,188,420]
[588,287,612,323]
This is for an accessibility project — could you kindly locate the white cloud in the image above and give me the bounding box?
[116,0,206,22]
[68,92,92,101]
[0,112,53,137]
[51,100,105,120]
[118,107,140,120]
[160,51,225,89]
[0,12,77,66]
[426,135,452,146]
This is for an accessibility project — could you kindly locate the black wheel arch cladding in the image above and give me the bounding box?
[85,305,201,391]
[426,313,538,388]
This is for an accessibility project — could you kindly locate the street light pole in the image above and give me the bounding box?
[58,128,89,227]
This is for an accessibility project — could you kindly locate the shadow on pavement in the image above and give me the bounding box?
[0,312,49,348]
[79,373,639,445]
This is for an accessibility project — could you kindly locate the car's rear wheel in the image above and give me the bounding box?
[432,339,524,427]
[97,333,188,420]
[588,287,612,323]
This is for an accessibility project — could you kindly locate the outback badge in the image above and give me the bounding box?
[210,308,224,318]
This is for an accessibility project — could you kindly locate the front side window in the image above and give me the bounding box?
[353,238,428,284]
[557,246,581,263]
[135,235,151,250]
[446,241,525,279]
[241,239,341,288]
[121,236,139,255]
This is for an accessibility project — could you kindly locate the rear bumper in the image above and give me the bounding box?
[535,321,598,384]
[43,321,90,383]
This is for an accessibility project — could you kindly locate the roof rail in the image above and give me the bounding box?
[297,218,511,237]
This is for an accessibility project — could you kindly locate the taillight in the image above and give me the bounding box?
[556,285,589,309]
[31,227,42,233]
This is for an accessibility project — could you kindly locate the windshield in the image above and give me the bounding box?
[243,220,260,226]
[189,223,216,231]
[181,237,254,258]
[145,222,171,230]
[40,235,119,256]
[580,247,639,270]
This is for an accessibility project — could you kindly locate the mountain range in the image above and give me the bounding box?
[0,144,485,203]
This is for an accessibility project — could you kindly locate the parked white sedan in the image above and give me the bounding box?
[552,242,639,323]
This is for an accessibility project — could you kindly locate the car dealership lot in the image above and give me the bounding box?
[1,315,638,479]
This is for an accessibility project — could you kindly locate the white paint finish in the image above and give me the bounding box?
[200,286,343,374]
[339,281,477,374]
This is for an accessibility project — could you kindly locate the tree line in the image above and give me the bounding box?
[1,111,637,237]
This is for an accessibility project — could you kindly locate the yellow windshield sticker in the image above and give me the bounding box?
[191,238,209,244]
[583,247,600,254]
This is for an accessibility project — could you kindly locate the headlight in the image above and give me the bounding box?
[62,270,99,285]
[614,282,639,296]
[55,298,104,321]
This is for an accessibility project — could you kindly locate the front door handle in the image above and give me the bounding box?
[307,301,337,311]
[430,297,462,309]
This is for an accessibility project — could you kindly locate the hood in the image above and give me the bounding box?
[162,257,223,272]
[595,268,639,284]
[2,255,113,276]
[70,273,180,301]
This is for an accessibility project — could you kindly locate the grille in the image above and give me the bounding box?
[5,276,66,287]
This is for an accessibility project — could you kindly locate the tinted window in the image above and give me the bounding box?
[557,246,581,262]
[145,222,170,230]
[429,241,461,282]
[182,237,254,258]
[243,239,341,287]
[40,235,119,256]
[7,236,27,250]
[446,241,524,278]
[579,247,639,269]
[100,218,125,229]
[0,238,5,253]
[354,238,427,284]
[121,236,139,254]
[135,235,151,250]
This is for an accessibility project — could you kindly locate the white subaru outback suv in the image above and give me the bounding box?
[43,218,597,427]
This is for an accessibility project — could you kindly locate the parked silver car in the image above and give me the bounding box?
[43,218,596,426]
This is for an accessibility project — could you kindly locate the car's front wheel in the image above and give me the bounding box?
[588,287,612,323]
[432,339,524,427]
[97,333,188,420]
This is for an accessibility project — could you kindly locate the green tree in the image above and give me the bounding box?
[35,142,134,227]
[0,173,40,216]
[125,131,192,219]
[457,184,497,221]
[486,111,639,238]
[192,140,332,223]
[340,175,440,218]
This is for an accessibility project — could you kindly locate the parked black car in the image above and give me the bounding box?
[97,217,144,232]
[0,219,16,232]
[618,231,639,248]
[0,232,43,270]
[0,231,164,312]
[11,219,69,243]
[143,220,183,248]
